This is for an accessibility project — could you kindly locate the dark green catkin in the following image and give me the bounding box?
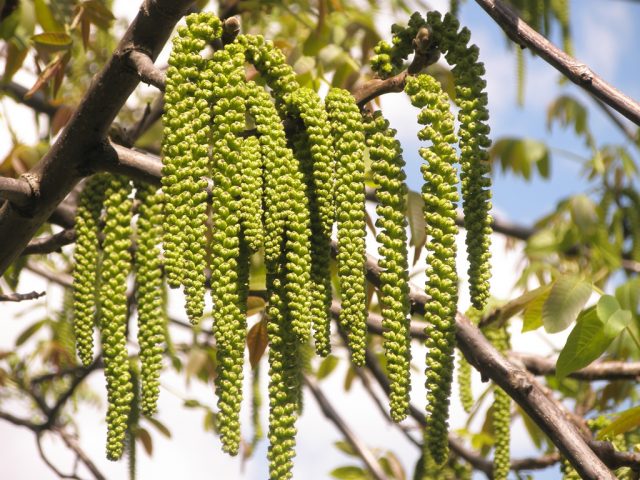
[406,73,459,465]
[208,41,248,456]
[457,352,473,413]
[288,88,335,355]
[363,110,411,422]
[239,135,264,252]
[99,175,134,461]
[326,88,368,367]
[126,367,140,480]
[162,13,222,321]
[484,324,511,480]
[429,11,492,310]
[133,184,165,416]
[266,271,300,480]
[458,308,481,413]
[244,80,313,343]
[72,174,108,367]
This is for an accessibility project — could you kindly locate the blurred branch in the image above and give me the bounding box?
[0,290,45,302]
[511,352,640,381]
[474,0,640,126]
[56,427,107,480]
[36,432,84,480]
[303,374,390,480]
[22,229,77,256]
[0,81,59,117]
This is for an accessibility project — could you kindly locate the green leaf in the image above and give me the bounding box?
[597,405,640,439]
[34,0,62,32]
[490,138,551,180]
[31,32,72,52]
[330,466,368,480]
[542,276,592,333]
[597,295,632,339]
[334,440,357,457]
[317,354,339,380]
[497,284,552,324]
[556,296,631,379]
[16,319,47,346]
[522,286,552,332]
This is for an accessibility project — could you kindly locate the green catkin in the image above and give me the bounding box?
[208,41,248,456]
[326,88,368,367]
[429,11,493,310]
[251,363,263,449]
[371,12,429,79]
[266,270,300,480]
[292,132,333,356]
[484,325,511,480]
[72,174,108,367]
[133,184,165,416]
[238,135,264,252]
[516,46,525,106]
[162,13,223,320]
[287,87,335,355]
[406,73,459,466]
[244,80,313,343]
[126,367,140,480]
[99,175,134,461]
[363,110,411,422]
[457,352,473,413]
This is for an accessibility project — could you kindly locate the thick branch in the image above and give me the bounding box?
[128,50,166,91]
[0,176,34,206]
[0,81,59,117]
[474,0,640,126]
[0,0,195,276]
[304,374,389,480]
[455,315,616,479]
[22,229,77,256]
[511,352,640,381]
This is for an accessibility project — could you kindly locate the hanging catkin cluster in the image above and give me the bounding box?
[364,110,411,421]
[406,73,460,465]
[71,8,496,476]
[72,175,166,460]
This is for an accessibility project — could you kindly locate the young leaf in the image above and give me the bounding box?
[522,286,552,332]
[597,405,640,439]
[542,276,592,333]
[497,284,552,324]
[330,466,368,480]
[317,354,339,380]
[556,296,631,379]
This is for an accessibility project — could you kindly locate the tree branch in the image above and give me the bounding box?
[0,0,195,276]
[0,290,45,302]
[0,81,59,117]
[510,352,640,381]
[22,229,77,256]
[474,0,640,126]
[56,427,107,480]
[128,50,166,91]
[36,432,84,480]
[303,374,389,480]
[0,176,35,207]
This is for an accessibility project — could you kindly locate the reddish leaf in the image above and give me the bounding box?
[136,427,153,456]
[51,105,74,136]
[2,39,28,82]
[246,317,268,369]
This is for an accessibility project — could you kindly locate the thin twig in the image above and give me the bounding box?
[56,427,107,480]
[474,0,640,126]
[510,352,640,381]
[36,432,84,480]
[0,290,46,302]
[303,374,389,480]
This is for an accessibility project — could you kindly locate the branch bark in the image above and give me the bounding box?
[0,0,195,276]
[474,0,640,126]
[510,352,640,381]
[0,290,45,302]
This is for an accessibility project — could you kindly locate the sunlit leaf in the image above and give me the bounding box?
[598,405,640,439]
[317,354,339,380]
[542,276,592,333]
